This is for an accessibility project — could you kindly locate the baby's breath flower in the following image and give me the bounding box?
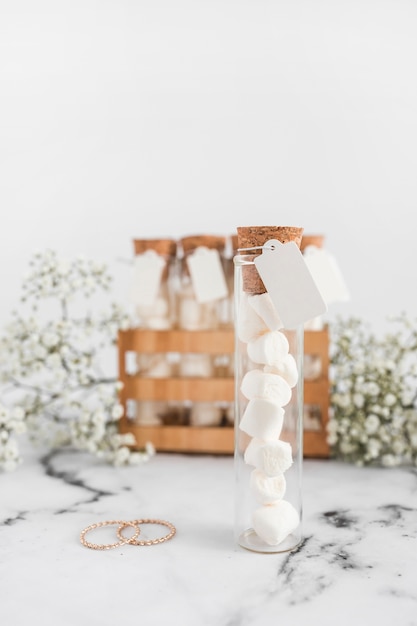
[330,314,417,467]
[367,438,381,459]
[42,332,59,347]
[384,394,397,407]
[353,393,365,409]
[0,249,150,472]
[381,454,398,467]
[365,414,380,435]
[111,404,124,420]
[365,382,380,396]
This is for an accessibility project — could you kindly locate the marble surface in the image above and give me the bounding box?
[1,439,417,626]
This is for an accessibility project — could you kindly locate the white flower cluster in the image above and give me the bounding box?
[20,249,112,302]
[328,315,417,467]
[0,250,155,471]
[0,404,26,471]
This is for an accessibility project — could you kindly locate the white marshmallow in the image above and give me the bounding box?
[135,400,163,426]
[253,500,300,546]
[241,369,292,406]
[189,402,223,427]
[239,398,284,439]
[179,354,213,377]
[137,354,172,378]
[145,317,172,330]
[136,296,170,327]
[247,331,289,366]
[250,469,286,504]
[146,359,172,377]
[237,293,268,343]
[248,293,283,331]
[244,438,293,476]
[263,353,298,388]
[304,354,322,380]
[178,286,218,330]
[178,296,203,330]
[304,316,324,331]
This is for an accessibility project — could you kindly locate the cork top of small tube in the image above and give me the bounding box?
[236,226,304,294]
[237,226,303,250]
[180,234,226,254]
[300,234,325,252]
[133,239,177,257]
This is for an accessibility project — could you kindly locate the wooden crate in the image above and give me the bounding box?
[303,329,330,457]
[118,329,234,454]
[118,328,329,457]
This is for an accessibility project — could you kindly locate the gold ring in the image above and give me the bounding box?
[80,520,140,550]
[117,518,176,546]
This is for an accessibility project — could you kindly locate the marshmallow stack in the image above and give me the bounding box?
[238,300,300,546]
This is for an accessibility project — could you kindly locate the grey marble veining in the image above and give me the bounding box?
[1,438,417,626]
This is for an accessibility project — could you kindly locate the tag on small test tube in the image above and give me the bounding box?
[130,251,165,307]
[254,240,327,329]
[303,247,350,305]
[187,247,228,303]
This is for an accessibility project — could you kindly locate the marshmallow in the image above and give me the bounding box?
[247,331,289,366]
[304,316,324,331]
[237,293,268,343]
[136,296,171,328]
[241,369,292,406]
[145,317,172,330]
[239,398,284,439]
[137,354,172,378]
[250,469,286,504]
[253,500,300,546]
[135,400,163,426]
[189,402,223,427]
[178,285,218,330]
[244,438,293,476]
[248,293,283,331]
[179,354,213,377]
[263,353,298,388]
[304,354,322,380]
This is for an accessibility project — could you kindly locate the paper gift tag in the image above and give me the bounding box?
[303,246,350,305]
[130,250,166,307]
[186,247,228,303]
[254,240,327,329]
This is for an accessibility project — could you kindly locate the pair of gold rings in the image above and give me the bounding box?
[80,518,176,550]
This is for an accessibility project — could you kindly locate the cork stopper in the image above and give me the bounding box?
[180,234,226,254]
[236,225,304,294]
[300,234,325,252]
[133,239,177,258]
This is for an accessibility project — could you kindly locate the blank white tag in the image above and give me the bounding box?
[254,240,327,329]
[130,251,165,307]
[187,247,228,303]
[303,247,350,305]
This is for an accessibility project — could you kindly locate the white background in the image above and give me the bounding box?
[1,0,416,331]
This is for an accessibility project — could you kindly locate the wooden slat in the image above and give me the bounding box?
[123,377,235,402]
[120,423,235,454]
[304,328,329,352]
[120,422,329,457]
[304,380,329,403]
[118,329,234,354]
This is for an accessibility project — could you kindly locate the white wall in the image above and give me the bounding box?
[1,0,416,331]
